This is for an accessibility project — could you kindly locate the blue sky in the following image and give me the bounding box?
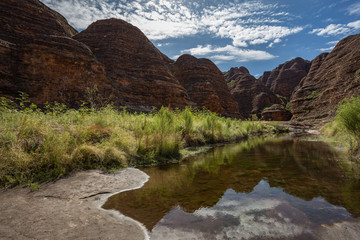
[41,0,360,77]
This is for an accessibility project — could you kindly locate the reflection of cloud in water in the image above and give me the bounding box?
[194,196,304,239]
[150,180,353,240]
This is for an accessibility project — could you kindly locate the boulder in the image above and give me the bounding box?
[261,104,292,121]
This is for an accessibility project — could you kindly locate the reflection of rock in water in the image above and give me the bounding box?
[103,137,360,236]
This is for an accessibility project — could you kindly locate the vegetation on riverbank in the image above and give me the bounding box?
[0,95,285,188]
[321,96,360,158]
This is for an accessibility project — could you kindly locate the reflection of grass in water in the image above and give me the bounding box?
[338,155,360,180]
[104,136,360,231]
[191,136,268,174]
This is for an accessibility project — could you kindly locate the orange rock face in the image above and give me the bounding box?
[74,19,189,112]
[0,0,110,107]
[171,54,240,117]
[259,57,311,99]
[227,67,281,118]
[290,34,360,124]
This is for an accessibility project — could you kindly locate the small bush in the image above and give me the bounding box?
[306,91,321,100]
[71,145,103,169]
[103,147,128,169]
[336,96,360,147]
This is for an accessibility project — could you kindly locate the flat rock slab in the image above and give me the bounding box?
[0,168,149,240]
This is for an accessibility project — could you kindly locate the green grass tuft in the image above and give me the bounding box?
[321,95,360,156]
[0,95,277,188]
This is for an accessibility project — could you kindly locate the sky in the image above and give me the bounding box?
[41,0,360,77]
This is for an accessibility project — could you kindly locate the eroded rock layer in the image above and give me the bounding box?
[259,57,311,99]
[0,0,110,107]
[74,19,189,112]
[290,34,360,124]
[227,67,281,118]
[170,54,240,117]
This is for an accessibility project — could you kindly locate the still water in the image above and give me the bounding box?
[103,136,360,239]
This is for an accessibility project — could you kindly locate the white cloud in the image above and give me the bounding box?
[324,18,334,23]
[250,39,268,45]
[179,44,277,63]
[347,20,360,29]
[310,24,350,36]
[347,2,360,15]
[310,20,360,37]
[212,55,236,61]
[157,42,171,47]
[40,0,303,45]
[317,39,340,52]
[268,38,282,48]
[326,40,339,45]
[318,46,335,52]
[218,25,303,47]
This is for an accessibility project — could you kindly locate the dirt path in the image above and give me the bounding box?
[0,168,149,240]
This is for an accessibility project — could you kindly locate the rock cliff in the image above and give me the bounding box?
[259,57,311,99]
[170,54,240,117]
[295,53,329,91]
[226,67,281,118]
[1,0,244,116]
[290,34,360,124]
[0,0,111,107]
[225,67,249,83]
[5,0,358,122]
[74,19,190,112]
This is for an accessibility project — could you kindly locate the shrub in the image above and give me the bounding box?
[336,96,360,147]
[103,147,128,169]
[305,91,321,100]
[71,145,103,169]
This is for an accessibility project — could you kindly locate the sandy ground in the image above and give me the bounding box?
[0,168,149,240]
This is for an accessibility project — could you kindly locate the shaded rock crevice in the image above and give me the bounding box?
[226,66,281,118]
[259,57,311,99]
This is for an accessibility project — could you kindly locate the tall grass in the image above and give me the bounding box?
[321,96,360,155]
[0,96,276,187]
[336,96,360,145]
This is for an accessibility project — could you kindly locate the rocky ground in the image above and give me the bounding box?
[1,164,360,240]
[0,168,149,240]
